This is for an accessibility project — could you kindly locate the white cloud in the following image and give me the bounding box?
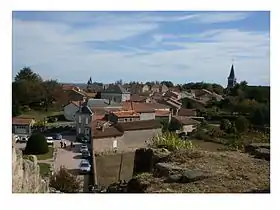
[12,13,269,86]
[190,12,251,24]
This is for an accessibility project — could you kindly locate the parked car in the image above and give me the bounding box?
[76,134,90,143]
[17,135,29,143]
[46,136,54,145]
[79,160,91,173]
[54,133,62,140]
[80,144,88,153]
[82,150,90,158]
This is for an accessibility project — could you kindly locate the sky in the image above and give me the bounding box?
[12,11,270,86]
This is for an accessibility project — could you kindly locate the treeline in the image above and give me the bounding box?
[205,81,270,126]
[12,67,68,117]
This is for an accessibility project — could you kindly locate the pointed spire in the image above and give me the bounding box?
[228,64,235,79]
[87,77,92,85]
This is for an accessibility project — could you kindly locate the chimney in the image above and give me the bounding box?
[79,101,82,112]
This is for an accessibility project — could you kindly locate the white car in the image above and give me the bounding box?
[46,136,54,145]
[79,160,91,173]
[18,135,29,143]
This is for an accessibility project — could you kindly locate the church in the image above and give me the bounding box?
[227,64,237,89]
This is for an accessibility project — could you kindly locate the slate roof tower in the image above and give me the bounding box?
[227,64,237,89]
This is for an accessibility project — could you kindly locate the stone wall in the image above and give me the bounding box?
[12,135,49,193]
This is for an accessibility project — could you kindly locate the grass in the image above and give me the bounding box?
[19,110,63,121]
[38,163,51,177]
[151,133,194,151]
[36,147,54,160]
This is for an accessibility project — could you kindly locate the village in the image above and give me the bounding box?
[12,64,270,193]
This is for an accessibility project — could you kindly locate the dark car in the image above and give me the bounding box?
[54,133,62,140]
[81,150,90,158]
[76,134,90,143]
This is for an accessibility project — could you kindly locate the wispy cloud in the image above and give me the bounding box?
[12,11,270,86]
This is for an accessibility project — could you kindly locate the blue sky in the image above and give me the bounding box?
[12,11,270,86]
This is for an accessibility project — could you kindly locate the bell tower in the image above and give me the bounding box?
[227,64,237,89]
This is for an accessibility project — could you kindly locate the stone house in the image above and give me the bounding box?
[63,101,81,121]
[101,84,131,103]
[161,84,169,93]
[122,101,156,121]
[142,84,150,93]
[75,104,93,136]
[172,116,200,134]
[12,117,35,135]
[92,120,162,152]
[107,110,140,123]
[151,84,160,93]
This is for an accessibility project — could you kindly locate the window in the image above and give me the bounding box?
[130,118,133,121]
[85,117,88,124]
[78,116,81,123]
[124,118,127,122]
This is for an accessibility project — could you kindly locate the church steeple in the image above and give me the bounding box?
[227,64,237,89]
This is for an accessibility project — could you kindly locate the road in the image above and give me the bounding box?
[15,135,91,192]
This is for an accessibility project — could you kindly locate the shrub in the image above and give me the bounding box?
[49,166,81,193]
[24,133,49,155]
[208,127,226,138]
[235,116,250,133]
[220,119,232,132]
[224,134,244,150]
[193,130,213,141]
[151,133,194,151]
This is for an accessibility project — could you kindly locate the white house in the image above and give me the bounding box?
[63,101,80,121]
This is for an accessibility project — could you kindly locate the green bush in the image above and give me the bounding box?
[235,116,250,133]
[224,134,244,150]
[151,133,194,151]
[220,119,232,132]
[193,130,213,141]
[24,133,49,155]
[208,127,226,138]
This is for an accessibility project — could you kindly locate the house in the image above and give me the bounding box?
[101,84,131,103]
[130,94,147,102]
[151,84,160,93]
[177,108,197,117]
[144,102,172,122]
[92,119,162,153]
[172,116,200,134]
[12,117,35,135]
[142,84,150,92]
[122,101,156,121]
[87,98,122,108]
[75,104,93,136]
[63,101,81,121]
[107,110,140,123]
[160,84,169,93]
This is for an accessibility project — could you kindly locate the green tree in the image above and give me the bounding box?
[12,101,22,117]
[235,116,250,133]
[49,166,81,193]
[14,67,42,83]
[220,119,232,132]
[160,81,174,88]
[24,133,49,155]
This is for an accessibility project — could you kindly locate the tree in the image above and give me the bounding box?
[24,133,49,155]
[12,101,22,117]
[49,166,82,193]
[160,81,174,88]
[14,67,42,83]
[220,119,232,132]
[235,116,250,133]
[42,80,63,112]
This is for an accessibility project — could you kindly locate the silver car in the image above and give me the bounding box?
[80,144,88,153]
[79,160,91,173]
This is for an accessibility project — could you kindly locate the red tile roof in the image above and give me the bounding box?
[12,117,33,125]
[113,111,140,118]
[178,108,197,117]
[122,102,155,113]
[155,110,170,117]
[62,84,75,91]
[173,116,200,125]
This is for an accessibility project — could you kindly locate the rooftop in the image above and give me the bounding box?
[12,117,34,125]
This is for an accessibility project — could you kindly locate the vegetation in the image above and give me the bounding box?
[24,133,49,155]
[12,67,68,117]
[36,147,54,160]
[49,166,82,193]
[38,163,51,177]
[151,133,194,151]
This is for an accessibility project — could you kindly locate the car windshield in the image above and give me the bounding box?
[81,163,89,167]
[81,145,87,149]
